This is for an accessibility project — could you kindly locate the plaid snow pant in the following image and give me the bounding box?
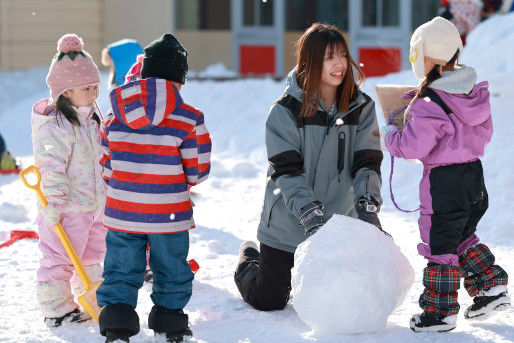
[420,243,508,316]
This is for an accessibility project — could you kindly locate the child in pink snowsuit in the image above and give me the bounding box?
[384,17,509,333]
[32,34,107,327]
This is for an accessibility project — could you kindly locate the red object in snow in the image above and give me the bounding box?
[0,168,21,175]
[359,47,402,77]
[0,230,39,249]
[188,259,200,273]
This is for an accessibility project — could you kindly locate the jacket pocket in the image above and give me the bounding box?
[266,194,283,227]
[337,132,345,182]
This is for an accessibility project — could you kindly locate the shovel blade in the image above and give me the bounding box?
[77,282,102,322]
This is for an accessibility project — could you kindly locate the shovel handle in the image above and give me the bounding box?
[19,166,48,206]
[19,166,93,288]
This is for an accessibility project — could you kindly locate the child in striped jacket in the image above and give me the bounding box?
[96,34,211,343]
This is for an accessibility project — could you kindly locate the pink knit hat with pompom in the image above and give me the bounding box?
[46,34,100,103]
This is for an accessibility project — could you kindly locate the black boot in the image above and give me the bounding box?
[44,308,90,327]
[148,305,192,343]
[105,329,131,342]
[99,303,140,340]
[465,285,511,319]
[410,311,457,332]
[154,328,193,343]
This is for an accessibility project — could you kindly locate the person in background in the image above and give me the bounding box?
[0,133,19,172]
[101,39,143,89]
[124,54,144,84]
[447,0,483,45]
[437,0,454,20]
[481,0,504,18]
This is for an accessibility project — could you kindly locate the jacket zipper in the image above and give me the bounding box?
[337,132,345,182]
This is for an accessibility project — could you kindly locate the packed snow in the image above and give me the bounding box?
[292,215,414,334]
[0,13,513,343]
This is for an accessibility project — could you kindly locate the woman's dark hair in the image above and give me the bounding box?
[55,95,100,126]
[412,50,460,103]
[296,23,365,117]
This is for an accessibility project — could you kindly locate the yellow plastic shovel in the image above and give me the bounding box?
[20,165,101,322]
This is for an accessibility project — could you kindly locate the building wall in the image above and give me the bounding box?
[0,0,175,70]
[101,0,175,50]
[0,0,102,69]
[176,30,232,72]
[284,31,302,73]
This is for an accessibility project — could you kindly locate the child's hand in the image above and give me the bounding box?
[379,125,399,151]
[42,204,61,226]
[381,125,399,132]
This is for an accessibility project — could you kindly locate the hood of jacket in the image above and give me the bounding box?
[32,98,61,131]
[435,80,491,127]
[109,77,183,130]
[284,68,304,101]
[405,66,491,127]
[32,98,97,130]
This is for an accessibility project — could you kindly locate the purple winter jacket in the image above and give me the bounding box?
[385,81,493,167]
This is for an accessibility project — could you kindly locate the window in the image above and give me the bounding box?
[176,0,230,30]
[286,0,348,31]
[362,0,399,27]
[411,0,441,31]
[243,0,274,27]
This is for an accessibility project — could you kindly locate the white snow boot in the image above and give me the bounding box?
[464,285,511,319]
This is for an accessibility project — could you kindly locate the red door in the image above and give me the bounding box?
[359,47,402,77]
[240,45,276,75]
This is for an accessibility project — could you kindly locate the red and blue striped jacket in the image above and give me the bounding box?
[100,78,211,234]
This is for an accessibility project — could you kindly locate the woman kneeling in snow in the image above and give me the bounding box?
[234,23,384,311]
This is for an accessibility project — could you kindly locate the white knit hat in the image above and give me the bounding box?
[409,17,463,80]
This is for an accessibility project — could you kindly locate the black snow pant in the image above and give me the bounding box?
[419,159,508,316]
[428,159,489,258]
[234,243,294,311]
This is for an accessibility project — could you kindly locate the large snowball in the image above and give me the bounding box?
[291,214,414,334]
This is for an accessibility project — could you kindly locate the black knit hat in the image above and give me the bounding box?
[141,33,188,84]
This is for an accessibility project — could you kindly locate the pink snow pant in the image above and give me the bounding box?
[36,208,107,318]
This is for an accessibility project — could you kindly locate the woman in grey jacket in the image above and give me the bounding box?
[234,23,384,311]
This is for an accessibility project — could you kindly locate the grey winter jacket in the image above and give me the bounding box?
[257,70,383,253]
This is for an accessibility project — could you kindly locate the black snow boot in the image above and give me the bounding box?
[99,303,140,341]
[464,285,511,319]
[410,311,457,332]
[148,305,192,342]
[44,308,90,327]
[105,329,132,342]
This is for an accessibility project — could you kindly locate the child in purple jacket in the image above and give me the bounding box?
[384,17,510,332]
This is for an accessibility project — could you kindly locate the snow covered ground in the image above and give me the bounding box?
[1,13,513,343]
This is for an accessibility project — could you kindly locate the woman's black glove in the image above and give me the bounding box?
[299,201,326,237]
[356,195,390,236]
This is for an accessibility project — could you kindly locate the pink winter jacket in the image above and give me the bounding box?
[385,81,493,167]
[31,99,106,224]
